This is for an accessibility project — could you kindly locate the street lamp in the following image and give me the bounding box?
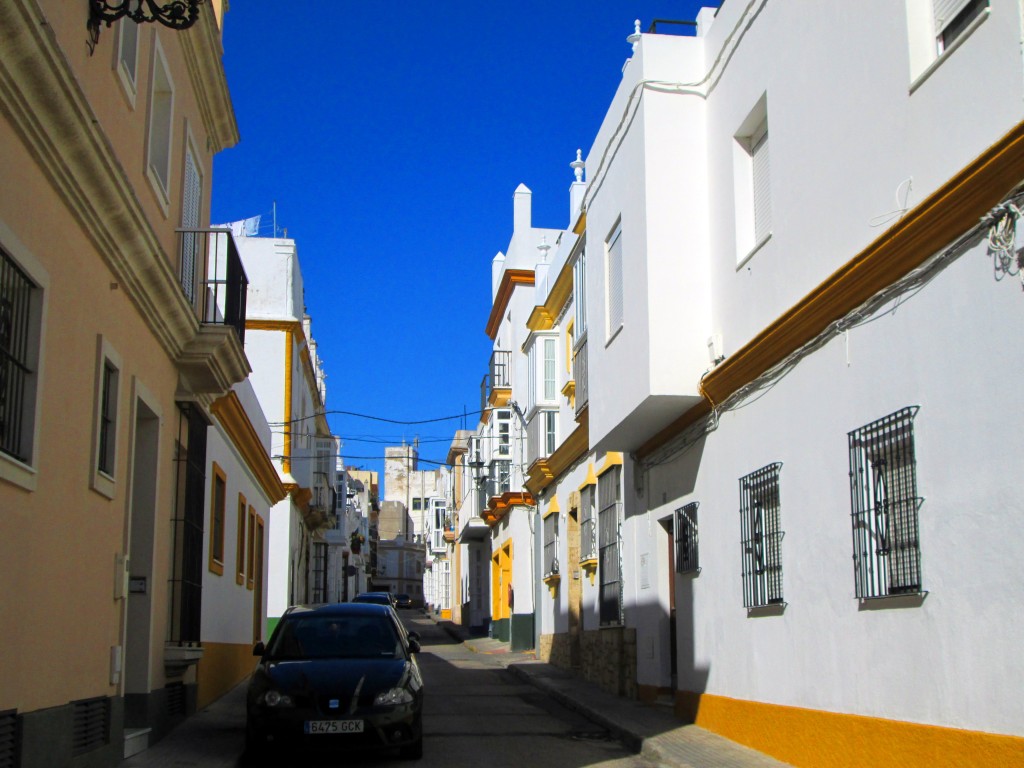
[88,0,202,53]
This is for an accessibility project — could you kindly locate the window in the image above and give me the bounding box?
[543,507,559,577]
[543,337,556,400]
[675,502,699,575]
[598,464,622,625]
[544,410,557,455]
[495,409,510,457]
[91,337,122,498]
[739,463,784,608]
[236,494,247,585]
[734,96,771,263]
[579,483,597,561]
[246,505,256,589]
[145,38,175,208]
[573,243,587,336]
[605,221,623,337]
[907,0,990,83]
[848,407,923,598]
[0,242,42,477]
[114,18,139,104]
[209,462,226,575]
[935,0,988,54]
[97,362,118,476]
[179,141,203,304]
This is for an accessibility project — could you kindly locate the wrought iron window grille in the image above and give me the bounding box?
[675,502,700,575]
[739,463,785,610]
[0,250,34,464]
[848,406,925,600]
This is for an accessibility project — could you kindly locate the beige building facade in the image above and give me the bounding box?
[0,2,251,766]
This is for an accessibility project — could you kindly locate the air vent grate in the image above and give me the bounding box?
[71,697,109,755]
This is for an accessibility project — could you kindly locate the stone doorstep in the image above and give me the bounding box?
[123,727,152,759]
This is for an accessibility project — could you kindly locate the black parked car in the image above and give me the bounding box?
[352,591,396,608]
[246,603,423,762]
[395,593,413,609]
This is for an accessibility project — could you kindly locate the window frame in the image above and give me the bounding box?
[114,17,140,107]
[598,463,623,626]
[145,34,175,212]
[906,0,990,88]
[246,504,256,590]
[605,220,623,341]
[236,493,247,585]
[734,95,771,267]
[543,506,560,577]
[0,229,46,491]
[90,336,122,499]
[848,407,923,599]
[675,502,700,575]
[208,461,226,576]
[739,463,785,609]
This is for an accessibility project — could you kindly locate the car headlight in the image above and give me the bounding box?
[374,686,414,706]
[260,690,295,707]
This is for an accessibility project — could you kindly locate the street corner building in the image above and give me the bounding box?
[446,2,1024,766]
[0,2,288,766]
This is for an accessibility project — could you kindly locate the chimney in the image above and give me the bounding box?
[513,183,532,234]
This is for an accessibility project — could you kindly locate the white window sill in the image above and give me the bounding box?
[737,232,772,270]
[605,323,624,348]
[91,469,116,500]
[0,452,37,492]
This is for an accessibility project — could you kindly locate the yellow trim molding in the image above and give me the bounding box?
[210,392,287,504]
[543,573,561,597]
[579,463,598,490]
[676,690,1024,768]
[543,495,560,519]
[573,210,587,236]
[486,269,534,340]
[245,319,302,333]
[639,118,1024,461]
[580,557,598,585]
[596,452,623,477]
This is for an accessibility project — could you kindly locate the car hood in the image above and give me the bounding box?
[252,658,414,710]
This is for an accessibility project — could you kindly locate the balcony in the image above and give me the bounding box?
[480,349,512,411]
[175,228,250,396]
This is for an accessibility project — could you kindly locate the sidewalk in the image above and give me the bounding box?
[434,617,790,768]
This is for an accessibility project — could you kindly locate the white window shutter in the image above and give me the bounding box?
[179,148,202,303]
[751,123,771,243]
[606,225,623,335]
[933,0,972,32]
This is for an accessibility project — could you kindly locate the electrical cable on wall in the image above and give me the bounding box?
[640,187,1024,472]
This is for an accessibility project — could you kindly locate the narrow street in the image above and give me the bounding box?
[123,612,656,768]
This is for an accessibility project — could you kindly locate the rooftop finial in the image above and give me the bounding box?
[537,236,551,263]
[627,18,641,51]
[571,149,585,183]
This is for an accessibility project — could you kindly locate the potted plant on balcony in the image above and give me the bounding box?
[350,531,365,554]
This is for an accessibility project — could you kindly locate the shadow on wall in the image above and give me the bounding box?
[643,432,711,721]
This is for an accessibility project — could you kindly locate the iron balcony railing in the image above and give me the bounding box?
[177,228,248,345]
[479,349,512,411]
[580,516,598,561]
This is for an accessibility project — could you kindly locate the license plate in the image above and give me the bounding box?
[305,719,364,734]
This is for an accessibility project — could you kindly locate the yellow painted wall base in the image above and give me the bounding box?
[440,609,452,620]
[196,642,258,710]
[677,690,1024,768]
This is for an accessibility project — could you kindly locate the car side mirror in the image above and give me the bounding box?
[408,631,421,642]
[408,638,421,654]
[252,641,265,657]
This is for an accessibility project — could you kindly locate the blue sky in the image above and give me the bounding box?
[211,2,716,477]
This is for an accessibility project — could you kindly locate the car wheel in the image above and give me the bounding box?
[399,735,423,760]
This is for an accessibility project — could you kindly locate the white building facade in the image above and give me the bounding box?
[235,234,335,632]
[570,2,1024,764]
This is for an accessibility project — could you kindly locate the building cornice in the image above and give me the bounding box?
[210,391,287,504]
[179,8,239,153]
[485,269,534,340]
[638,118,1024,460]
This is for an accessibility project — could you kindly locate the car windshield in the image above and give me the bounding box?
[266,615,402,660]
